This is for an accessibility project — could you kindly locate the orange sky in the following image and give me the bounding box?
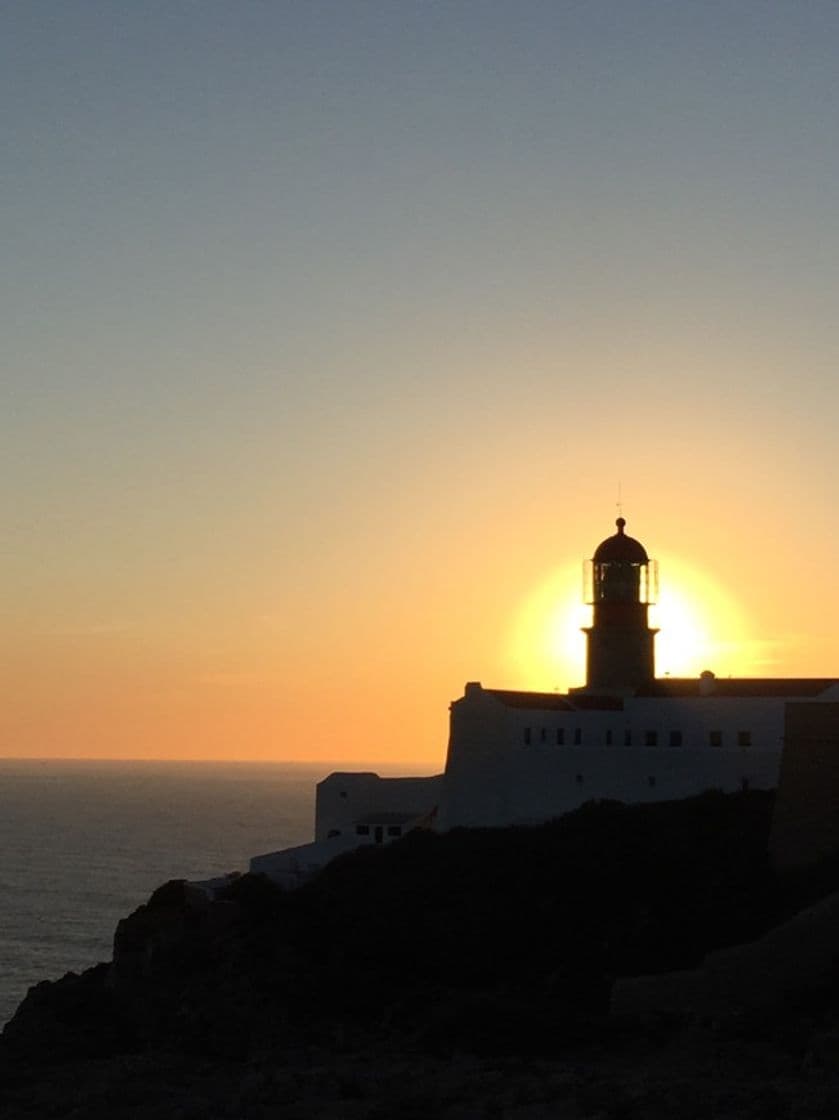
[5,462,837,765]
[5,6,839,765]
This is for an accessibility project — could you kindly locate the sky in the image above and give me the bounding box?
[4,2,839,765]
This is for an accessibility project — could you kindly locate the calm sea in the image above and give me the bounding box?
[0,759,350,1027]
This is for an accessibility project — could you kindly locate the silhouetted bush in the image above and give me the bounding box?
[218,871,287,919]
[8,788,839,1065]
[146,879,188,910]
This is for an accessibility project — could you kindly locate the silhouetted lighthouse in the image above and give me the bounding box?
[264,513,839,863]
[583,518,658,690]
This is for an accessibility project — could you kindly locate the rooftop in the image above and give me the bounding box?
[471,678,839,711]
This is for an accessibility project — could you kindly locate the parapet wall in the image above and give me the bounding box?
[769,702,839,870]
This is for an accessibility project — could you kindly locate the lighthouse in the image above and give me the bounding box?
[259,514,839,864]
[582,518,658,691]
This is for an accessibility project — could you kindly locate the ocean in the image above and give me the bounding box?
[0,759,347,1027]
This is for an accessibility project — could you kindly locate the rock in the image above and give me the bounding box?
[2,963,125,1060]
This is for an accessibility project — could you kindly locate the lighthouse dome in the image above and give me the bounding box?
[593,518,649,564]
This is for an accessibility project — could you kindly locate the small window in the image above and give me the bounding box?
[523,727,532,745]
[339,791,348,800]
[709,730,723,747]
[556,728,565,746]
[327,829,341,838]
[738,731,751,747]
[387,825,402,837]
[575,773,584,784]
[573,728,582,745]
[741,777,750,792]
[355,825,370,836]
[605,729,613,745]
[645,730,658,747]
[624,729,632,746]
[669,730,682,747]
[648,775,657,788]
[540,727,547,743]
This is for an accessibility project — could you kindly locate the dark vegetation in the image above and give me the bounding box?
[2,790,839,1118]
[4,788,838,1070]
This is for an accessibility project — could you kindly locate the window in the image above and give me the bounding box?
[339,791,348,800]
[644,730,658,747]
[573,728,582,745]
[327,829,341,838]
[523,727,532,745]
[648,776,657,788]
[740,777,750,792]
[669,730,682,747]
[575,773,584,784]
[603,729,612,745]
[556,728,565,746]
[624,730,632,746]
[387,825,402,837]
[709,730,723,747]
[737,731,752,747]
[355,825,370,836]
[540,727,547,743]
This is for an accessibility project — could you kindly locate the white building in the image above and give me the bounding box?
[250,519,839,883]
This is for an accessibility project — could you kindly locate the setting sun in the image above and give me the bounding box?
[508,554,758,691]
[651,555,751,679]
[506,564,589,691]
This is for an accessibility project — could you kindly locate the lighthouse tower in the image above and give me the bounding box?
[582,518,658,691]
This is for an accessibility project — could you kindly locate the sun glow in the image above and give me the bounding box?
[651,554,754,678]
[507,565,588,691]
[509,556,756,690]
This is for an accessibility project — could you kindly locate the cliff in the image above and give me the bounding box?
[2,791,838,1118]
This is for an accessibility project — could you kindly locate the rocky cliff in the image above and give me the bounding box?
[2,791,838,1118]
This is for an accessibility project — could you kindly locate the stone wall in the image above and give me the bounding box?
[769,702,839,870]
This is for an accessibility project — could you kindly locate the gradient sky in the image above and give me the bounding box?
[4,2,839,764]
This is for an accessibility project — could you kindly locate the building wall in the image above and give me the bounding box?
[315,772,444,841]
[497,694,798,754]
[769,702,839,870]
[441,681,516,828]
[438,684,838,830]
[311,685,839,841]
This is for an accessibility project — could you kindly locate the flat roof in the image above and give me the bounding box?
[484,688,622,711]
[479,679,838,710]
[636,678,837,698]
